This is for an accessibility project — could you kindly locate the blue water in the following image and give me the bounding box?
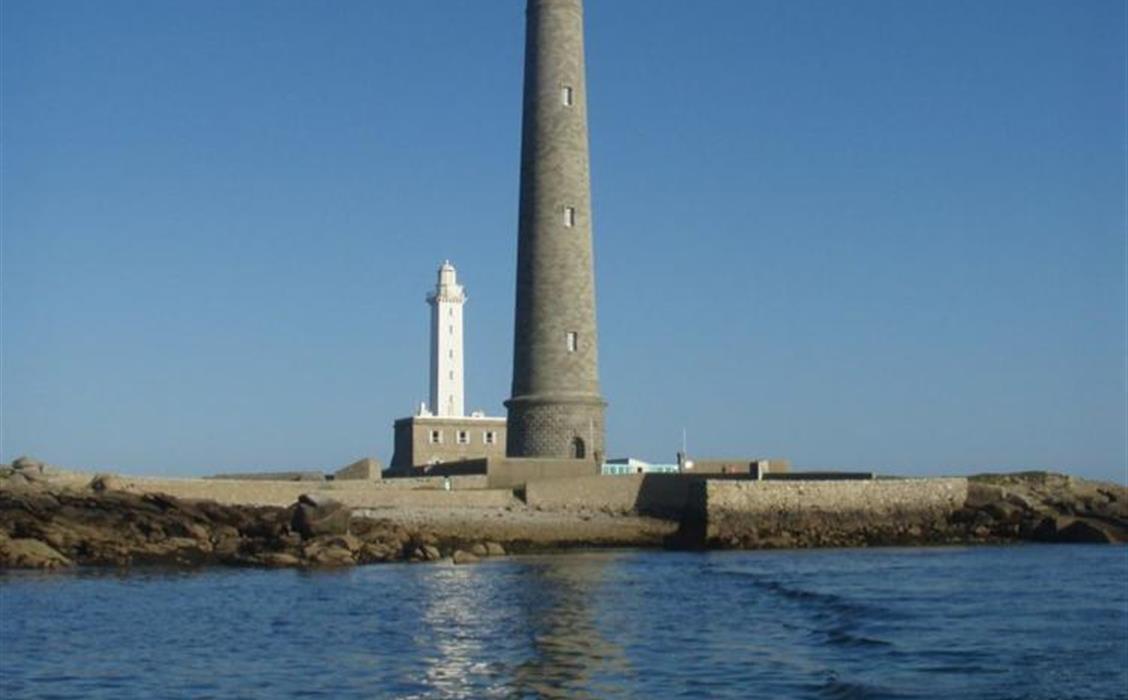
[2,545,1126,699]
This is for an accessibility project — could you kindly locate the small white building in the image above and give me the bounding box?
[601,458,680,476]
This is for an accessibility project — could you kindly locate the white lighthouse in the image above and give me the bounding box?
[426,261,466,417]
[389,262,506,473]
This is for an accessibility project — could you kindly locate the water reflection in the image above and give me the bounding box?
[508,554,630,699]
[415,563,504,698]
[411,553,628,698]
[4,549,1127,699]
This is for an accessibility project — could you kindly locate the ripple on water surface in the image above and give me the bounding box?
[1,546,1126,699]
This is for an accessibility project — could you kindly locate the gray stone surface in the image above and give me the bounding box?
[0,536,72,569]
[11,456,44,474]
[452,549,480,565]
[524,473,699,517]
[334,458,382,481]
[389,416,506,472]
[5,472,44,489]
[506,399,604,460]
[706,478,969,517]
[209,471,326,482]
[88,474,124,492]
[291,496,351,540]
[507,0,606,461]
[703,478,970,542]
[370,475,490,490]
[484,457,599,489]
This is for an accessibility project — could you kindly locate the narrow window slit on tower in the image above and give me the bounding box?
[566,331,578,352]
[562,85,574,106]
[564,207,576,228]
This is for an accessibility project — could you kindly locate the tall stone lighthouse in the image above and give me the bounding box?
[506,0,606,462]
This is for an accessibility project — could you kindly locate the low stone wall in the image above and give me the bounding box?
[63,475,514,510]
[702,478,969,544]
[333,458,382,481]
[373,475,489,491]
[524,474,698,517]
[486,458,600,490]
[208,471,326,482]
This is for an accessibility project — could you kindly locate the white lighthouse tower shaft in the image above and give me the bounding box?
[427,261,466,417]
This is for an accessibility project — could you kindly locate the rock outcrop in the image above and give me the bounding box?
[11,456,46,474]
[953,473,1128,545]
[0,533,72,569]
[0,476,519,571]
[452,549,480,565]
[290,494,351,539]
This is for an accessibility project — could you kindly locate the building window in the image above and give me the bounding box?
[564,207,576,228]
[449,325,453,334]
[429,430,442,444]
[449,370,454,380]
[457,430,469,445]
[484,431,496,445]
[561,85,574,106]
[572,437,586,459]
[448,349,453,359]
[566,331,578,352]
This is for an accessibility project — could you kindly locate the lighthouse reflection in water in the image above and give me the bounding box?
[2,547,1126,699]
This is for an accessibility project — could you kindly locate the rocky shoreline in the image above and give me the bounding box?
[0,479,517,571]
[1,462,1125,571]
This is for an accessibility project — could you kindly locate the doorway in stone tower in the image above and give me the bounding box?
[571,437,586,459]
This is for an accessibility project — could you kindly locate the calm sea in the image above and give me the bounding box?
[2,545,1126,699]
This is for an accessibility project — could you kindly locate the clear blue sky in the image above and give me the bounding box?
[2,1,1125,481]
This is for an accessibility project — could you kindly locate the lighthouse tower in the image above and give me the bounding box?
[506,0,606,462]
[427,261,465,417]
[389,263,507,474]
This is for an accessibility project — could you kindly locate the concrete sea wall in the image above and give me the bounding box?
[370,475,489,491]
[524,475,971,545]
[54,474,513,510]
[103,474,968,530]
[486,458,599,490]
[524,474,695,517]
[702,478,969,545]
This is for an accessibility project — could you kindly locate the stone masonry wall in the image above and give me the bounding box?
[390,417,506,471]
[524,473,696,517]
[485,457,599,490]
[704,478,969,544]
[53,474,513,510]
[505,400,604,462]
[507,0,606,459]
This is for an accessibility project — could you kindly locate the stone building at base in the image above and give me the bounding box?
[388,415,506,474]
[386,261,508,476]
